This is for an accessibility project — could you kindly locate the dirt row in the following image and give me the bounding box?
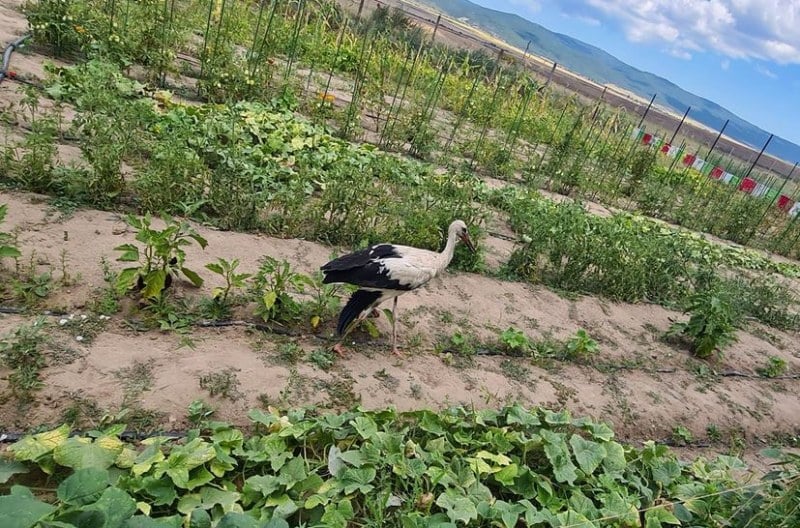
[1,0,799,472]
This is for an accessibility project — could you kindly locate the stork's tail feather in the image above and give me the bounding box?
[337,289,382,335]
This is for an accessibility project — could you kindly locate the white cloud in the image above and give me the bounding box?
[571,0,800,65]
[755,64,778,78]
[669,48,692,60]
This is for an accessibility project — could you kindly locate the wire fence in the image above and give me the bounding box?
[4,0,800,257]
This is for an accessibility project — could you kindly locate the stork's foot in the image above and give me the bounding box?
[332,343,349,358]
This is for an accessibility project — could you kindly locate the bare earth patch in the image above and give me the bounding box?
[1,191,798,467]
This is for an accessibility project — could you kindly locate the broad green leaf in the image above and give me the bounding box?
[115,268,141,295]
[652,460,682,487]
[188,509,211,528]
[644,506,681,527]
[279,457,306,487]
[90,487,137,528]
[205,262,224,275]
[266,494,299,517]
[140,476,178,506]
[320,498,354,528]
[57,467,111,506]
[58,509,106,528]
[0,459,29,483]
[569,435,606,476]
[0,245,21,258]
[142,269,168,299]
[352,416,378,439]
[133,444,166,476]
[186,467,215,490]
[181,267,204,287]
[493,463,519,486]
[115,244,140,262]
[599,491,639,525]
[504,404,540,427]
[541,430,578,485]
[262,291,277,310]
[555,510,594,528]
[603,441,627,473]
[243,474,281,500]
[436,489,478,525]
[10,424,70,467]
[216,513,260,528]
[542,409,571,425]
[116,447,138,469]
[123,515,182,528]
[54,436,124,469]
[157,438,216,488]
[340,466,377,494]
[199,486,240,513]
[475,451,511,466]
[0,486,56,528]
[587,422,615,441]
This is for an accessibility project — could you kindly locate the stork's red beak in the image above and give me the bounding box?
[459,232,477,253]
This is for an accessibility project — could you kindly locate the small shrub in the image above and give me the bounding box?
[499,326,531,356]
[669,290,738,359]
[115,213,208,301]
[757,356,788,378]
[199,368,242,401]
[249,257,310,324]
[206,258,251,305]
[0,317,48,396]
[563,329,599,360]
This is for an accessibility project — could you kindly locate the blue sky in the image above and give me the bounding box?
[468,0,800,147]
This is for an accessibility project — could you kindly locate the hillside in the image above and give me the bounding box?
[419,0,800,164]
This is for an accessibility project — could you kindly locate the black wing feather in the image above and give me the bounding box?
[321,244,401,271]
[321,244,412,290]
[337,289,384,335]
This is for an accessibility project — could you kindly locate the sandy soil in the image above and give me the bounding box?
[1,192,798,455]
[1,0,799,472]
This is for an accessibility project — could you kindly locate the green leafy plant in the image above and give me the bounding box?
[499,326,531,356]
[205,257,251,304]
[0,317,48,396]
[757,356,788,378]
[250,256,310,324]
[187,399,215,425]
[11,272,54,307]
[669,290,738,359]
[4,405,796,528]
[0,204,21,263]
[671,425,694,446]
[114,213,208,300]
[563,328,599,360]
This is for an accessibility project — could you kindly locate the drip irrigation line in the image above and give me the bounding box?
[0,34,31,85]
[0,430,184,443]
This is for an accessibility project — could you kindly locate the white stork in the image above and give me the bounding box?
[321,220,477,356]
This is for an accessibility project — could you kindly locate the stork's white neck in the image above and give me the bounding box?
[435,228,459,273]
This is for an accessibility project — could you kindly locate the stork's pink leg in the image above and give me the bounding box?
[391,297,404,357]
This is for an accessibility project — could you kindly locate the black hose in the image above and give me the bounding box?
[0,34,32,84]
[0,430,186,443]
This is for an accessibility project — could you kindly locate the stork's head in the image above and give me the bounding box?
[450,220,476,253]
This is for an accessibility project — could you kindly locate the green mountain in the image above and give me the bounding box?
[420,0,800,164]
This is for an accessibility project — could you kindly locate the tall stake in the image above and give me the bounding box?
[637,93,657,128]
[668,106,690,145]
